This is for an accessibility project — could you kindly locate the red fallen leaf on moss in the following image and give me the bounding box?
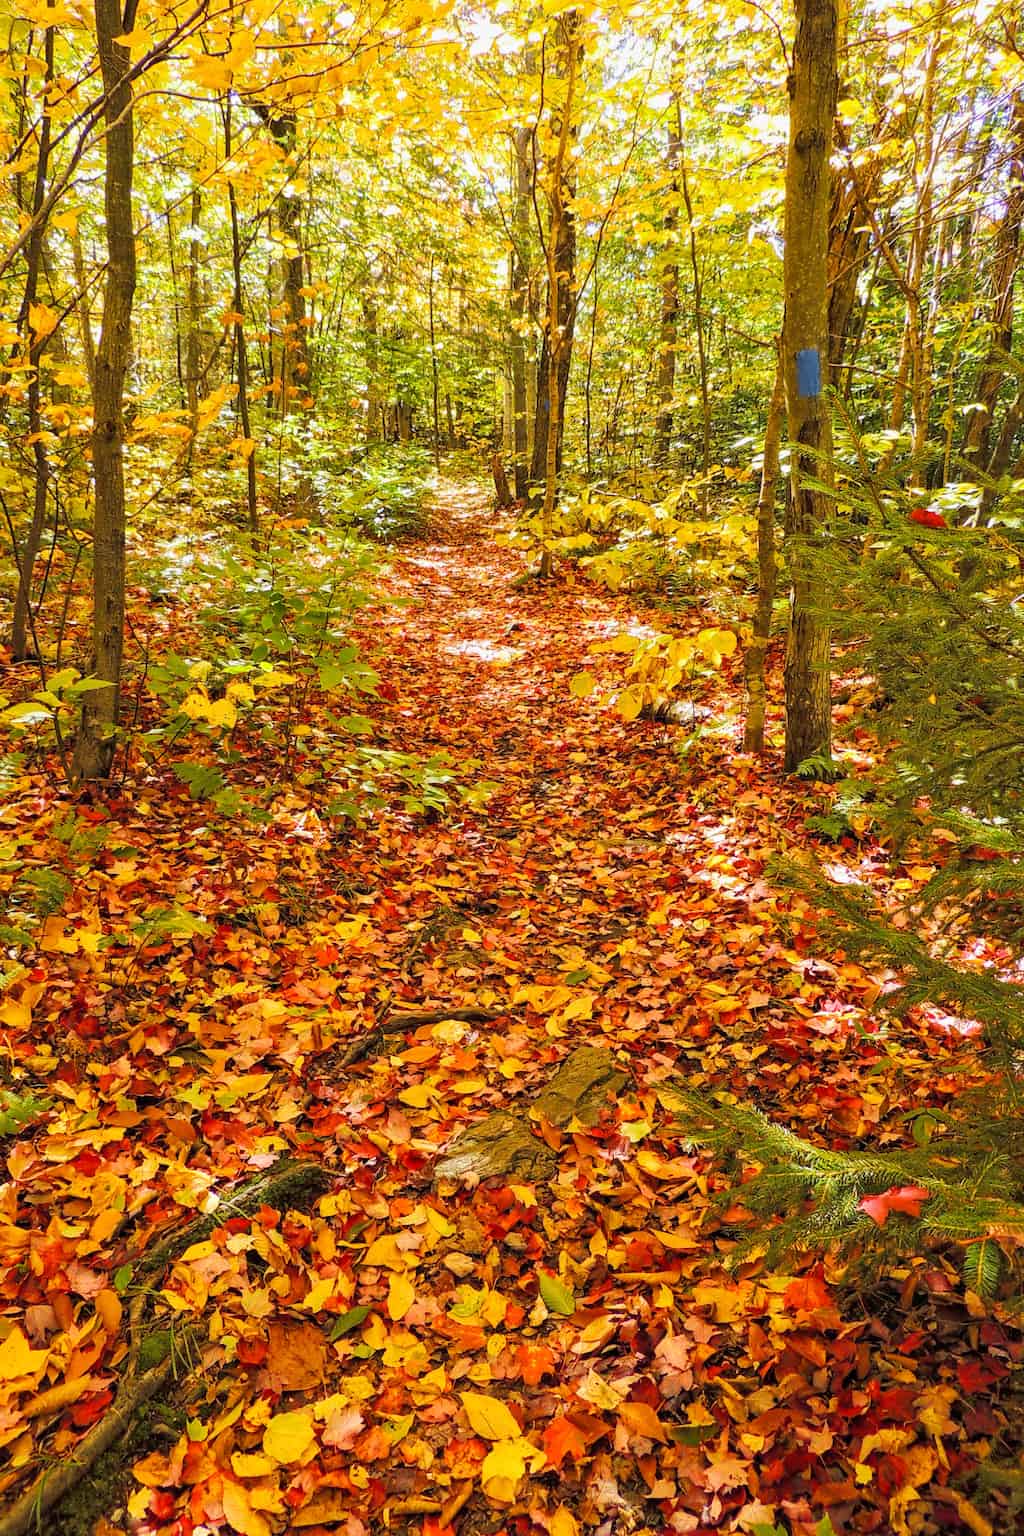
[857,1185,931,1227]
[909,507,948,528]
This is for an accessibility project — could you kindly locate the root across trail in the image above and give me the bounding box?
[1,477,1015,1536]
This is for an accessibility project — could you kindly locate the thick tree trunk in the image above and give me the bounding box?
[782,0,837,773]
[72,0,136,782]
[743,350,785,753]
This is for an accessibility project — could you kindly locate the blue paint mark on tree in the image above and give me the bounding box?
[796,348,822,399]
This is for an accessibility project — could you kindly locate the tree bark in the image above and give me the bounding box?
[510,122,533,500]
[536,12,580,578]
[962,87,1024,472]
[254,108,311,413]
[743,349,785,753]
[680,146,710,511]
[72,0,137,781]
[226,114,258,535]
[782,0,837,773]
[184,186,203,457]
[10,24,55,664]
[653,101,681,464]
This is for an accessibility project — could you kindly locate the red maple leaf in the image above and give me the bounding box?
[857,1185,932,1227]
[909,507,948,528]
[542,1414,587,1470]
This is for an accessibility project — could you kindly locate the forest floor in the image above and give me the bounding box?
[0,478,1020,1536]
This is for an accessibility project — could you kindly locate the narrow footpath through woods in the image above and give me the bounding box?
[2,481,1017,1536]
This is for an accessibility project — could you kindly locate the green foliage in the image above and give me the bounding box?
[0,669,115,779]
[575,625,738,723]
[0,864,71,953]
[327,748,498,822]
[507,477,756,597]
[672,457,1024,1296]
[0,1089,51,1136]
[318,443,434,541]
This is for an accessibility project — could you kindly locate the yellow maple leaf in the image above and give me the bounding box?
[222,1479,271,1536]
[28,302,59,339]
[0,1325,49,1382]
[262,1410,315,1464]
[460,1390,521,1441]
[231,1451,276,1477]
[387,1273,416,1321]
[480,1436,540,1501]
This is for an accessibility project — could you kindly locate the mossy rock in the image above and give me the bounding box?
[434,1047,627,1185]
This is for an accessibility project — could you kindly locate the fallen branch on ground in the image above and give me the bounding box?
[337,1006,507,1068]
[0,1159,332,1536]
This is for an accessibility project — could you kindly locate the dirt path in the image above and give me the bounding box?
[2,479,1011,1536]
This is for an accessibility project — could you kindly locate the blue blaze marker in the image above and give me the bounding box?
[796,348,822,399]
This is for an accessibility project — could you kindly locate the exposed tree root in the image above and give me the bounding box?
[336,1006,507,1068]
[0,1158,331,1536]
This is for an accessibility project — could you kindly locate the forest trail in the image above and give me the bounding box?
[0,479,1007,1536]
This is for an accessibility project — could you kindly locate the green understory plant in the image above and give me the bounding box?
[671,448,1024,1299]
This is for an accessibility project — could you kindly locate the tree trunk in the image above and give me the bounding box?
[536,11,580,577]
[184,186,203,456]
[680,147,710,511]
[962,87,1024,472]
[73,0,136,782]
[510,122,532,500]
[653,102,681,464]
[428,256,441,467]
[782,0,837,774]
[71,224,97,390]
[743,349,785,753]
[362,296,381,442]
[10,24,54,663]
[224,100,258,535]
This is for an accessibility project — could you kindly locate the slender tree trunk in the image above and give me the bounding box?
[653,100,681,464]
[782,0,837,773]
[743,350,785,753]
[254,109,311,413]
[362,296,381,443]
[185,187,203,457]
[10,24,54,663]
[584,263,599,476]
[510,122,532,500]
[73,0,137,781]
[224,101,258,535]
[537,12,580,578]
[680,147,710,511]
[962,87,1024,472]
[165,204,185,408]
[428,256,441,468]
[71,225,97,390]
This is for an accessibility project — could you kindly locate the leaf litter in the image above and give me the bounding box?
[0,480,1019,1536]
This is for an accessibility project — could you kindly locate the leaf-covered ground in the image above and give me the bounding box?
[0,482,1019,1536]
